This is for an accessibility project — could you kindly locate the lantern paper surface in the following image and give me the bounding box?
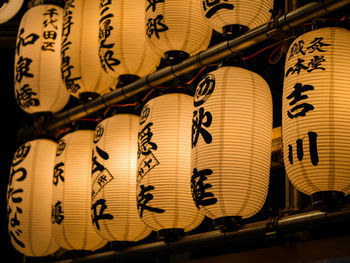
[283,27,350,196]
[0,0,24,24]
[145,0,212,57]
[191,67,272,219]
[91,114,151,241]
[201,0,273,34]
[137,93,204,232]
[52,130,107,251]
[62,0,117,97]
[7,139,59,257]
[98,0,161,79]
[14,4,70,114]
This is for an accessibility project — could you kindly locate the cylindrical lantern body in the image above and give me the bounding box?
[92,114,152,241]
[145,0,212,57]
[14,4,70,114]
[62,0,117,98]
[200,0,273,34]
[191,67,272,219]
[283,27,350,196]
[52,130,107,251]
[7,139,59,257]
[0,0,24,24]
[98,0,161,79]
[137,93,204,232]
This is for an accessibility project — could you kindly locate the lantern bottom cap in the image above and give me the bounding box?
[79,92,100,103]
[222,24,249,40]
[311,191,345,212]
[117,74,140,88]
[158,228,185,243]
[163,50,190,66]
[214,216,242,233]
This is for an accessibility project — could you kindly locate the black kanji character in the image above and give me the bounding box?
[92,146,109,175]
[286,83,314,119]
[307,55,326,72]
[202,0,234,18]
[192,107,212,148]
[91,198,113,230]
[15,28,39,55]
[146,15,169,39]
[285,58,309,77]
[53,162,65,186]
[15,84,39,109]
[287,131,319,166]
[146,0,164,12]
[138,122,158,158]
[289,40,305,59]
[306,37,331,53]
[137,185,165,218]
[191,168,217,208]
[52,201,64,224]
[15,57,34,83]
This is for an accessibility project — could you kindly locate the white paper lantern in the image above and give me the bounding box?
[200,0,273,34]
[0,0,24,24]
[98,0,161,80]
[7,139,59,257]
[91,114,152,241]
[61,0,117,98]
[145,0,212,58]
[14,4,70,114]
[282,27,350,197]
[137,93,204,233]
[191,66,272,220]
[52,130,107,251]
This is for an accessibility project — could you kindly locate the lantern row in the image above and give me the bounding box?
[13,0,273,114]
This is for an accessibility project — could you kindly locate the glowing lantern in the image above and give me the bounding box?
[282,27,350,201]
[145,0,212,59]
[52,130,107,251]
[91,114,151,241]
[137,93,204,234]
[7,139,59,257]
[200,0,273,36]
[98,0,161,82]
[14,4,70,114]
[61,0,117,99]
[191,67,272,224]
[0,0,24,24]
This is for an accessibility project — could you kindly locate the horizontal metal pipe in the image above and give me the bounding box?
[53,208,350,263]
[37,0,349,133]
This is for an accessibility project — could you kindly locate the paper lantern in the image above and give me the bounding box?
[91,114,152,241]
[7,139,59,257]
[191,67,272,221]
[14,4,70,114]
[0,0,24,24]
[144,0,212,58]
[200,0,273,34]
[98,0,161,80]
[61,0,117,99]
[282,27,350,198]
[137,93,204,233]
[52,130,107,251]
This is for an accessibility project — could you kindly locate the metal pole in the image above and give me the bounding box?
[32,0,349,134]
[52,209,350,263]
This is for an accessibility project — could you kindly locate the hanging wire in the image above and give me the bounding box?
[102,102,140,117]
[184,66,208,85]
[241,40,285,61]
